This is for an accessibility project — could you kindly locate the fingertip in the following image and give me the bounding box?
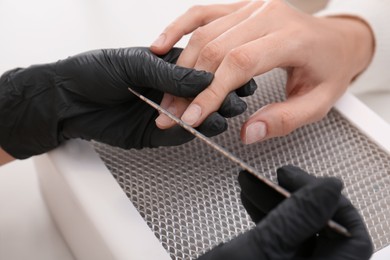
[238,170,253,188]
[155,114,175,129]
[241,101,305,143]
[181,104,202,126]
[149,45,166,55]
[150,32,185,56]
[321,177,343,195]
[236,79,258,97]
[240,105,271,144]
[181,85,230,127]
[241,121,267,145]
[198,112,228,137]
[219,92,247,118]
[150,34,169,54]
[276,165,315,191]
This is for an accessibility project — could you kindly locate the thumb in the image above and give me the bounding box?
[241,86,333,144]
[276,165,318,192]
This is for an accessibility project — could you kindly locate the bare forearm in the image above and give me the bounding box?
[0,148,15,166]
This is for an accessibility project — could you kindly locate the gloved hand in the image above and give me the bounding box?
[0,47,255,159]
[197,165,373,260]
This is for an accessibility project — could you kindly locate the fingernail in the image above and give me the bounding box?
[155,114,173,128]
[151,34,166,47]
[182,104,202,126]
[155,104,176,127]
[244,122,267,144]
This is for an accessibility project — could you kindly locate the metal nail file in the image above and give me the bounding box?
[128,87,351,237]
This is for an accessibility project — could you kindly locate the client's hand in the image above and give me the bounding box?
[151,0,374,144]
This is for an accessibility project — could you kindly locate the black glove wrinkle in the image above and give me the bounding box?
[197,112,228,137]
[254,178,342,259]
[235,78,258,97]
[218,92,247,118]
[0,65,69,159]
[157,47,183,63]
[238,171,285,222]
[276,166,373,260]
[277,165,317,192]
[202,166,374,260]
[315,197,374,260]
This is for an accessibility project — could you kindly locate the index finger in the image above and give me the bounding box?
[150,2,249,55]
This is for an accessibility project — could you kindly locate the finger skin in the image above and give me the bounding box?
[150,111,228,147]
[181,34,301,127]
[240,83,335,144]
[110,48,215,98]
[150,2,250,55]
[179,1,265,70]
[154,0,374,144]
[156,79,257,130]
[62,94,228,149]
[152,2,258,131]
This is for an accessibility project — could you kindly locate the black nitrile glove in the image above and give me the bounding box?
[197,165,373,260]
[0,47,255,159]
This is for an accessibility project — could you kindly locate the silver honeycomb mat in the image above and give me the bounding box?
[93,69,390,259]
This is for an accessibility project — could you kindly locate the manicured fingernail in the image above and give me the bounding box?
[152,34,166,47]
[245,122,267,144]
[182,104,202,126]
[155,114,173,128]
[155,104,176,128]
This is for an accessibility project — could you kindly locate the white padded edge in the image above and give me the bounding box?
[373,245,390,260]
[335,92,390,154]
[34,139,170,260]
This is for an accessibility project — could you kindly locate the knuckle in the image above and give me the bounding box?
[199,41,224,64]
[226,48,253,72]
[286,27,309,51]
[204,86,227,107]
[190,26,210,47]
[278,107,296,135]
[187,5,204,17]
[265,0,285,13]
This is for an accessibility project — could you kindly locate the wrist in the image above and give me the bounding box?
[0,64,58,159]
[322,16,375,79]
[0,148,15,166]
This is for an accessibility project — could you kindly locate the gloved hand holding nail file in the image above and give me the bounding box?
[197,165,373,260]
[129,88,352,238]
[0,47,256,159]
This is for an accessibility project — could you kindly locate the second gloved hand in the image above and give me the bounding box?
[197,165,373,260]
[0,47,249,159]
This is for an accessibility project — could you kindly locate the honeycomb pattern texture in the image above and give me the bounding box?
[93,69,390,259]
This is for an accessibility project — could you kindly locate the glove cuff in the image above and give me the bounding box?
[0,64,60,159]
